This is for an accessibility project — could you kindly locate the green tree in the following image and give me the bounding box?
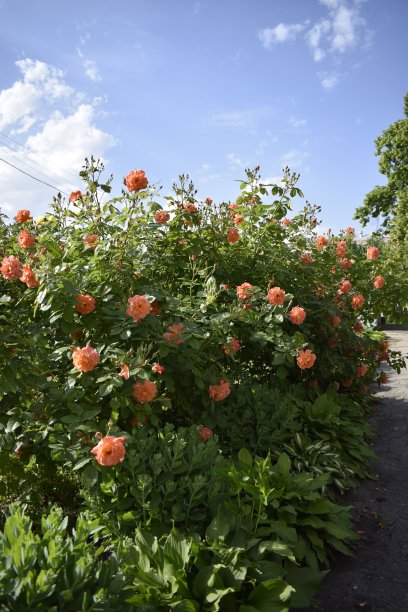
[354,92,408,241]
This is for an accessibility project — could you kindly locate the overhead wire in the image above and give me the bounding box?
[0,156,71,197]
[0,130,79,187]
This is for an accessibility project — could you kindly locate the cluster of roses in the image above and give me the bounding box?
[1,210,39,288]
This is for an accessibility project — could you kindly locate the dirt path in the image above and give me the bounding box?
[311,329,408,612]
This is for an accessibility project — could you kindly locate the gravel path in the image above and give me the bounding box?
[311,330,408,612]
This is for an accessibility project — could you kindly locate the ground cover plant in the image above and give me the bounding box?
[0,159,405,610]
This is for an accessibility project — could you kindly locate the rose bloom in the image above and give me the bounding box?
[338,279,352,294]
[150,299,162,315]
[14,209,32,223]
[133,379,157,403]
[72,345,100,372]
[19,264,39,287]
[356,364,368,377]
[332,315,341,327]
[315,235,328,250]
[378,371,389,384]
[236,282,253,299]
[125,169,148,192]
[336,241,347,257]
[83,234,98,249]
[152,362,165,374]
[155,210,170,224]
[233,214,244,226]
[69,190,82,202]
[163,322,185,345]
[227,228,240,244]
[242,303,252,310]
[281,218,291,226]
[199,425,213,442]
[289,306,306,325]
[342,379,353,388]
[379,340,389,351]
[340,258,352,270]
[300,253,313,265]
[1,255,22,280]
[296,349,317,369]
[119,363,130,379]
[185,203,198,213]
[209,380,231,401]
[18,230,35,249]
[75,294,96,315]
[126,294,152,323]
[204,197,213,205]
[345,227,355,235]
[353,321,364,334]
[374,275,385,289]
[351,293,365,309]
[222,337,241,354]
[91,435,126,467]
[267,287,285,306]
[367,246,380,260]
[377,350,389,362]
[229,202,239,213]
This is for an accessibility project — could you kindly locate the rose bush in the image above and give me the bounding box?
[0,158,406,609]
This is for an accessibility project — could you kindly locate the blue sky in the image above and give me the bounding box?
[0,0,406,233]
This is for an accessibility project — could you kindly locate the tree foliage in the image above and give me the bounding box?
[354,92,408,237]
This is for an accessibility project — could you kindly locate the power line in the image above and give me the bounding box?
[0,130,79,186]
[0,156,70,196]
[0,141,76,192]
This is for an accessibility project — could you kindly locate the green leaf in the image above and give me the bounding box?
[247,578,294,611]
[73,457,92,471]
[276,453,291,477]
[238,447,253,468]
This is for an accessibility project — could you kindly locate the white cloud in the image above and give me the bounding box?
[306,19,331,61]
[330,5,361,53]
[289,117,307,128]
[0,59,74,132]
[207,106,273,129]
[227,153,246,168]
[258,22,307,48]
[318,72,339,89]
[77,47,102,82]
[201,163,210,171]
[281,149,309,169]
[259,0,371,88]
[0,58,116,219]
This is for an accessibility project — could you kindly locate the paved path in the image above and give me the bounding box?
[312,330,408,612]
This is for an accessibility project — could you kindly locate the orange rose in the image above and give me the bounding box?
[18,230,35,249]
[289,306,306,325]
[133,379,157,403]
[373,275,385,289]
[315,236,328,250]
[69,191,82,202]
[300,253,313,265]
[209,380,231,401]
[267,287,285,306]
[236,282,253,300]
[227,228,240,244]
[126,295,152,323]
[72,345,100,372]
[91,435,126,466]
[296,349,316,369]
[163,322,185,345]
[155,210,170,224]
[351,294,364,309]
[19,264,39,287]
[336,241,347,257]
[14,209,32,223]
[367,246,380,260]
[1,255,22,280]
[125,169,148,192]
[75,294,96,315]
